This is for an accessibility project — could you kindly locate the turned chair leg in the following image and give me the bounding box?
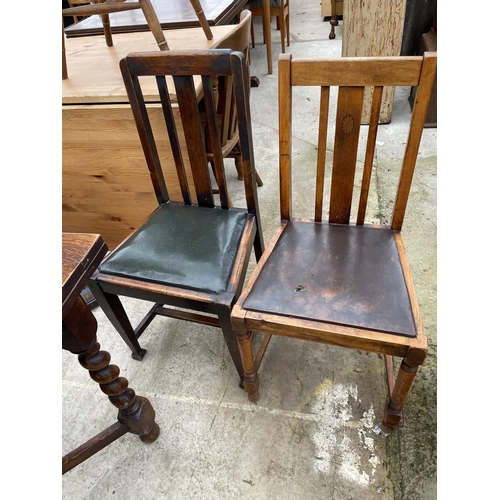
[235,329,260,402]
[381,359,421,434]
[100,12,113,47]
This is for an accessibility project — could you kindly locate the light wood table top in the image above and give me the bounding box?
[62,24,238,104]
[65,0,246,38]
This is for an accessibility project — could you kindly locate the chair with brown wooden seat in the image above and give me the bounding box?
[231,51,437,434]
[62,0,169,79]
[88,49,265,386]
[208,10,263,190]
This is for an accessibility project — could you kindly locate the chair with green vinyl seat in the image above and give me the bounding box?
[88,48,265,386]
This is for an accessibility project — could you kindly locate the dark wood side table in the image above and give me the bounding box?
[64,0,247,38]
[62,233,160,475]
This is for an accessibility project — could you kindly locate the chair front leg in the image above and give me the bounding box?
[88,279,147,360]
[236,329,260,402]
[381,359,420,434]
[217,305,245,383]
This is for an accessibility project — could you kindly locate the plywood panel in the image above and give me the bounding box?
[342,0,407,123]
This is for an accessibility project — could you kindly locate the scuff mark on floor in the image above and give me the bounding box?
[303,382,382,487]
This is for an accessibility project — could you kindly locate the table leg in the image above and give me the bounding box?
[264,0,272,74]
[329,0,338,39]
[62,295,160,474]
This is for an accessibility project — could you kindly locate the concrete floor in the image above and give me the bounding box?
[62,3,437,499]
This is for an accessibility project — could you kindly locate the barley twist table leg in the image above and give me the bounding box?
[78,342,160,443]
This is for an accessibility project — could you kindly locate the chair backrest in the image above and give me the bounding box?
[216,10,252,62]
[120,48,262,219]
[208,10,252,152]
[278,52,437,231]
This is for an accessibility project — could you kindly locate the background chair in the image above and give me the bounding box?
[88,49,265,386]
[231,52,437,434]
[66,0,93,25]
[245,0,290,74]
[207,10,263,190]
[62,0,169,79]
[62,0,214,79]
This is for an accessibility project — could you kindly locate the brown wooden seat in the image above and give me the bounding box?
[208,10,264,189]
[62,0,169,79]
[245,0,290,74]
[231,51,437,434]
[88,49,265,386]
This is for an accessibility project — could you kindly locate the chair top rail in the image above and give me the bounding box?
[121,49,238,77]
[289,56,425,87]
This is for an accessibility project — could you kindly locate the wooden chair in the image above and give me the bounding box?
[328,0,343,40]
[245,0,290,74]
[62,0,169,80]
[66,0,93,25]
[208,10,263,189]
[231,52,437,434]
[88,49,265,386]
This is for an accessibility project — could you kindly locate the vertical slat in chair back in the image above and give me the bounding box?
[120,58,171,205]
[213,10,253,152]
[198,74,229,208]
[278,52,437,229]
[120,50,262,222]
[172,73,217,207]
[328,85,364,224]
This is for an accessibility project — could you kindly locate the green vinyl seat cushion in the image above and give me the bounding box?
[98,203,248,295]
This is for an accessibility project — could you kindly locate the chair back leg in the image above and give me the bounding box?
[62,20,68,80]
[189,0,214,40]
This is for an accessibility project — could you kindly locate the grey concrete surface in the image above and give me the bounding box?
[62,3,437,498]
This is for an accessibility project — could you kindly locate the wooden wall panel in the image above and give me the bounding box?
[342,0,407,123]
